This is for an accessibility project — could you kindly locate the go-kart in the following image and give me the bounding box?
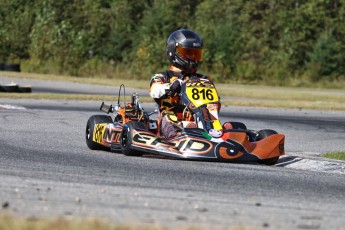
[85,79,285,165]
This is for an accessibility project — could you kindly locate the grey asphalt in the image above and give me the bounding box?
[1,76,345,229]
[0,99,345,229]
[0,76,148,96]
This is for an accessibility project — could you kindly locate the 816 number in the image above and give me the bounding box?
[191,88,214,100]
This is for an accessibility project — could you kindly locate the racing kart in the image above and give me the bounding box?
[85,79,285,165]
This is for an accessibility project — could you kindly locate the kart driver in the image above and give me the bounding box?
[149,29,209,139]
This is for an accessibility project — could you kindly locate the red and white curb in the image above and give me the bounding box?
[0,104,26,110]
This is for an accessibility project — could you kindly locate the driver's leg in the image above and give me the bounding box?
[161,113,182,139]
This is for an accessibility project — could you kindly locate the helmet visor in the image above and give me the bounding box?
[176,45,203,62]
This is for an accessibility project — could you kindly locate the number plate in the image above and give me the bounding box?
[186,87,219,108]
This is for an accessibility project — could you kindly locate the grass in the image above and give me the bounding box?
[0,93,149,102]
[0,214,161,230]
[1,71,148,89]
[1,71,345,110]
[323,152,345,161]
[1,92,344,110]
[0,213,253,230]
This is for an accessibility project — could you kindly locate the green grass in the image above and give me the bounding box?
[1,71,148,89]
[0,92,151,102]
[1,92,344,110]
[323,152,345,161]
[0,214,161,230]
[0,213,253,230]
[1,71,345,110]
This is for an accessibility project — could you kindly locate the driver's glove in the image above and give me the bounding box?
[169,79,183,96]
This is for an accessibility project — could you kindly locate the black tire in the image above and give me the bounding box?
[0,84,20,92]
[223,121,247,130]
[4,63,20,72]
[255,129,278,141]
[0,84,31,93]
[261,157,279,165]
[85,115,113,150]
[19,85,32,93]
[120,122,143,156]
[255,129,279,165]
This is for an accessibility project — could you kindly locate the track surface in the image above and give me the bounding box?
[1,77,345,229]
[1,99,344,229]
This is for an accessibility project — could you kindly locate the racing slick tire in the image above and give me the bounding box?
[120,122,143,156]
[4,63,21,72]
[223,122,247,130]
[255,129,278,141]
[255,129,279,165]
[86,115,113,150]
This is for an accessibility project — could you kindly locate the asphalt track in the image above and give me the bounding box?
[1,77,345,229]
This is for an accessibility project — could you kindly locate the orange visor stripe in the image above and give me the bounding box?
[176,46,203,62]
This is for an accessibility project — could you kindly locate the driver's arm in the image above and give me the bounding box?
[149,73,170,99]
[150,73,186,98]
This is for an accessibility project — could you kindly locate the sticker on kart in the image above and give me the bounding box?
[132,132,213,155]
[93,123,107,144]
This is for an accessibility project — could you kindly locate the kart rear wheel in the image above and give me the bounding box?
[223,122,247,130]
[255,129,278,141]
[255,129,279,165]
[120,122,143,156]
[86,115,112,150]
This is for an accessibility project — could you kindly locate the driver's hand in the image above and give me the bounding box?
[169,79,183,96]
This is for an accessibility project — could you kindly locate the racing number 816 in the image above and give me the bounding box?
[191,88,214,100]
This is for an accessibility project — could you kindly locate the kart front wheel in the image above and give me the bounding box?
[86,115,112,150]
[255,129,279,165]
[120,122,143,156]
[255,129,277,141]
[223,121,247,130]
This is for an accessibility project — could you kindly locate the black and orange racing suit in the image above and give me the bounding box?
[149,66,208,139]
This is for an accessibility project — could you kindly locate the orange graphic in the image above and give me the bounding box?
[219,147,244,159]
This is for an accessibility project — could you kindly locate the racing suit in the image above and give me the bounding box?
[149,66,208,138]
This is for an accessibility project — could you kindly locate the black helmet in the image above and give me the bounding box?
[166,29,203,73]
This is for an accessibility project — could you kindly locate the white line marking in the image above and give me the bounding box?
[278,155,345,174]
